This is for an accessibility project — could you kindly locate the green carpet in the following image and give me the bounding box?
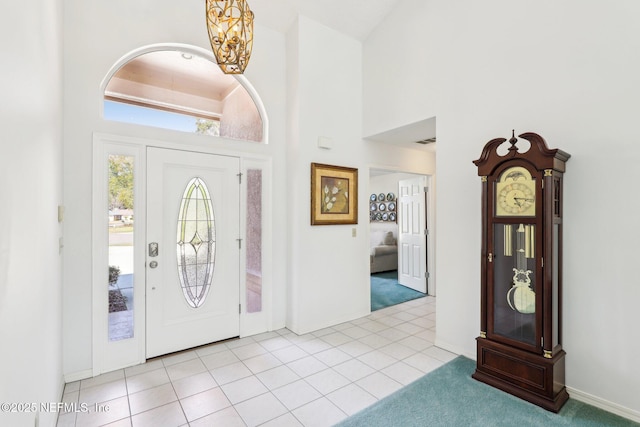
[371,270,425,311]
[336,356,638,427]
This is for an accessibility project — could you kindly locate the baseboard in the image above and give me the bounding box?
[567,386,640,424]
[434,337,475,361]
[64,368,93,384]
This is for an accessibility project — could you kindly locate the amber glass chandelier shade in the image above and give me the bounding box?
[206,0,254,74]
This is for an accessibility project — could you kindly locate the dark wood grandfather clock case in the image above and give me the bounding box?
[472,132,570,412]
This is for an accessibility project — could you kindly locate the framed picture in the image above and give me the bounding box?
[311,162,358,225]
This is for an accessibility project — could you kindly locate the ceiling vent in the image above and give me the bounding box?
[415,137,436,145]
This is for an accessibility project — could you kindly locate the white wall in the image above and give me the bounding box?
[285,16,370,333]
[364,0,640,418]
[62,0,288,377]
[0,1,64,426]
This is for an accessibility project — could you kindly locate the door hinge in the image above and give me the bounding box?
[239,304,242,314]
[541,257,544,268]
[237,238,242,249]
[237,172,243,184]
[488,253,493,262]
[425,272,430,278]
[424,229,429,235]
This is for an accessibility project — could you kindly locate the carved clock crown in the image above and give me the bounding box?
[473,131,571,176]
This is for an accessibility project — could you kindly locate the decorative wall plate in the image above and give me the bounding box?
[387,192,395,201]
[370,203,377,211]
[378,193,385,201]
[370,193,377,202]
[389,212,396,221]
[388,202,396,211]
[378,203,386,211]
[382,212,389,221]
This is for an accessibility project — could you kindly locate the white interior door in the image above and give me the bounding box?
[146,147,240,358]
[398,176,428,293]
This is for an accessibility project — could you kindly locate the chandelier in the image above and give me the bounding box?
[205,0,254,74]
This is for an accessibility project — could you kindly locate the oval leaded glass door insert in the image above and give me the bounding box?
[177,177,216,308]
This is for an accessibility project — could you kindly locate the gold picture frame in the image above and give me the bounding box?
[311,163,358,225]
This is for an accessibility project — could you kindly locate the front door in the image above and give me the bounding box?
[146,147,240,358]
[397,176,428,294]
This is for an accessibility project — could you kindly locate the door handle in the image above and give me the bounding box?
[149,242,159,257]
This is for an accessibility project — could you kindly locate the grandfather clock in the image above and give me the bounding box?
[472,131,570,412]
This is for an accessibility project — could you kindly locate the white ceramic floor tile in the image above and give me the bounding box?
[126,368,171,394]
[326,383,377,416]
[64,381,81,393]
[340,326,371,339]
[179,387,231,422]
[356,372,403,399]
[252,331,281,342]
[313,347,352,367]
[337,340,374,358]
[130,401,186,427]
[357,319,389,333]
[272,379,322,410]
[357,334,392,349]
[209,361,253,385]
[319,332,353,347]
[225,337,257,349]
[423,345,458,363]
[161,350,198,367]
[398,335,433,352]
[305,369,351,395]
[297,338,333,355]
[390,311,418,322]
[259,412,304,427]
[291,397,347,427]
[128,383,177,415]
[333,359,376,382]
[195,341,229,357]
[55,412,76,427]
[374,327,411,343]
[189,406,246,427]
[380,361,425,385]
[271,344,309,363]
[311,327,337,337]
[243,352,282,374]
[231,341,269,360]
[59,295,448,427]
[200,350,240,370]
[102,416,132,427]
[79,379,128,406]
[165,358,207,382]
[403,352,444,374]
[286,356,328,378]
[171,371,218,399]
[378,342,418,360]
[256,365,301,390]
[124,360,164,378]
[234,392,288,427]
[80,370,125,390]
[375,315,405,327]
[357,350,398,370]
[221,375,269,404]
[259,336,293,352]
[394,321,424,335]
[414,328,436,343]
[75,395,130,427]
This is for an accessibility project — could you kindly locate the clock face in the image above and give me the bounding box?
[495,166,536,216]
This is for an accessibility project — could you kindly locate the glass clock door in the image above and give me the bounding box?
[491,223,537,347]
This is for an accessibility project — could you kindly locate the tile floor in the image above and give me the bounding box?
[57,295,456,427]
